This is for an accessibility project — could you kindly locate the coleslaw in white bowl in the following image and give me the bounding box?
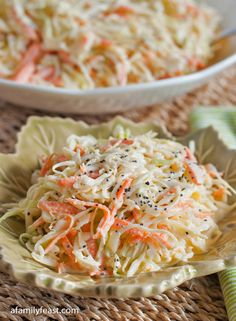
[0,0,235,113]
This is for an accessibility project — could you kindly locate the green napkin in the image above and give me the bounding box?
[190,106,236,321]
[190,107,236,149]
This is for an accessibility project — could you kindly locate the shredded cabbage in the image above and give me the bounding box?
[1,127,235,277]
[0,0,220,88]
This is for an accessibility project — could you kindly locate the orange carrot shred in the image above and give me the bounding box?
[132,208,141,221]
[123,228,172,249]
[60,236,75,261]
[44,216,73,254]
[81,222,91,232]
[86,238,98,258]
[74,145,85,156]
[113,6,134,16]
[67,228,77,243]
[184,162,201,185]
[39,154,55,177]
[28,216,44,231]
[121,139,134,145]
[38,200,78,215]
[57,176,79,188]
[116,178,133,200]
[111,218,129,231]
[12,62,35,83]
[185,147,195,161]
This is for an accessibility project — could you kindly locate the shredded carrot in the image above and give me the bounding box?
[74,145,85,156]
[167,187,176,194]
[86,178,133,238]
[28,216,44,231]
[57,176,79,188]
[100,38,112,48]
[58,50,74,66]
[67,228,77,243]
[159,72,171,80]
[126,215,133,222]
[44,215,73,254]
[39,153,68,177]
[188,57,206,70]
[66,198,111,239]
[185,147,195,161]
[81,222,91,232]
[17,42,42,69]
[95,177,134,237]
[128,234,143,245]
[67,179,133,239]
[91,259,113,277]
[209,171,217,178]
[124,228,172,249]
[113,6,134,16]
[103,139,133,151]
[111,218,129,231]
[12,62,35,83]
[38,200,78,215]
[60,236,75,261]
[122,139,134,145]
[184,162,201,185]
[86,238,98,258]
[132,208,141,221]
[157,224,168,230]
[152,233,172,249]
[52,76,63,87]
[55,154,69,163]
[116,178,133,200]
[100,140,118,152]
[39,154,55,177]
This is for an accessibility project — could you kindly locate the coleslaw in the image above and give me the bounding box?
[0,0,220,89]
[1,126,235,277]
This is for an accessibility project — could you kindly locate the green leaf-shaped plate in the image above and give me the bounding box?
[1,116,236,298]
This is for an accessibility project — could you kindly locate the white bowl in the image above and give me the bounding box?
[0,0,235,114]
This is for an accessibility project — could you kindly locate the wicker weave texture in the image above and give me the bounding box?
[1,65,236,320]
[0,272,227,321]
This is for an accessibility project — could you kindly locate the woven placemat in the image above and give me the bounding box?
[0,65,236,321]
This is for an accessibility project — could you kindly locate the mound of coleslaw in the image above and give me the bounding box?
[0,0,220,89]
[1,126,235,277]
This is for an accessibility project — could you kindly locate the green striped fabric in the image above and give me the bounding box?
[190,107,236,321]
[219,269,236,321]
